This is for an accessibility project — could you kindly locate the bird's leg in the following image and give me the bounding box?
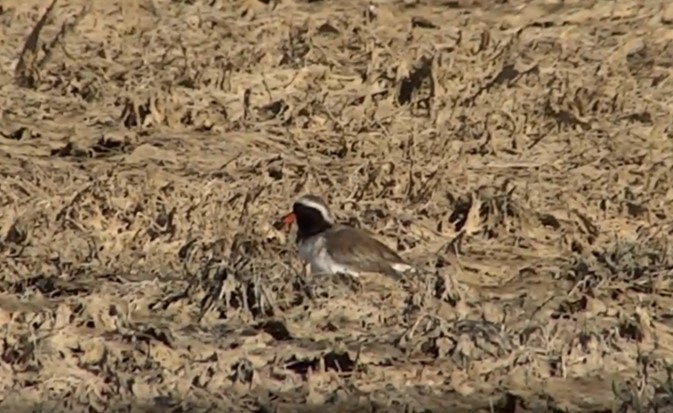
[300,261,317,300]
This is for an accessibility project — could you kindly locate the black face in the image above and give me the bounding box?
[293,202,332,238]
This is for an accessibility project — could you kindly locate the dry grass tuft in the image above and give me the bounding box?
[2,0,673,411]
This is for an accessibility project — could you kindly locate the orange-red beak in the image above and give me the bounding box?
[282,212,296,225]
[274,212,296,231]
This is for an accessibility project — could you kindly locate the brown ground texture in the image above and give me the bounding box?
[2,0,673,412]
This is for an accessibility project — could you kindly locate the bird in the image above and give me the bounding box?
[279,194,415,281]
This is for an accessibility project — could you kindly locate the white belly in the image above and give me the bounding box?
[391,262,415,274]
[298,236,359,277]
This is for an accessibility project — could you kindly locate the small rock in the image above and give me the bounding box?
[585,296,607,316]
[482,302,503,324]
[662,4,673,24]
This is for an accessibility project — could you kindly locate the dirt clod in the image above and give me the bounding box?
[2,0,673,412]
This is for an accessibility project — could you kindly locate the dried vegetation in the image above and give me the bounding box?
[2,0,673,412]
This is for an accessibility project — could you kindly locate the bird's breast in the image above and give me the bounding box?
[297,236,358,277]
[297,236,319,262]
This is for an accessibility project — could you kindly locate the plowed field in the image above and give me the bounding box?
[2,0,673,412]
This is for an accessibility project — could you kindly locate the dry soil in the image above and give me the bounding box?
[2,0,673,412]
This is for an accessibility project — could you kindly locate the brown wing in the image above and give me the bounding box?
[324,225,407,278]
